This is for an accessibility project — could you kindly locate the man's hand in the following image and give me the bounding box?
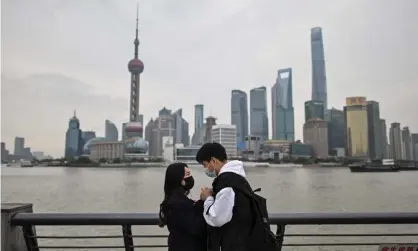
[200,187,213,200]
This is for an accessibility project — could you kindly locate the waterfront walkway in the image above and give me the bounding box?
[2,203,418,251]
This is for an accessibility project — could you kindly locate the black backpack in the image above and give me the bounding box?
[232,186,281,251]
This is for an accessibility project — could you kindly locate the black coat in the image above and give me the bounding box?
[166,193,207,251]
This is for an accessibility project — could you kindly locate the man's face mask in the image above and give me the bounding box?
[204,158,217,178]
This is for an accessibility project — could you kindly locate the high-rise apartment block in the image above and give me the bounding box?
[212,124,237,158]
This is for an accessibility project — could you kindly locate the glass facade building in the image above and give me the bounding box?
[250,86,268,143]
[231,90,248,144]
[272,68,294,141]
[344,97,369,158]
[325,108,345,153]
[65,113,84,158]
[105,120,118,141]
[366,101,382,159]
[311,27,328,108]
[304,100,325,121]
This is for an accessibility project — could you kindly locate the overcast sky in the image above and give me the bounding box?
[1,0,418,157]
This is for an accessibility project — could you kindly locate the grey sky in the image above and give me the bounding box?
[1,0,417,157]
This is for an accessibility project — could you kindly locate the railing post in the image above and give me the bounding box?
[276,224,286,251]
[122,224,134,251]
[1,203,34,251]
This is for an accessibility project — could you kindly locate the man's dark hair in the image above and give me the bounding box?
[195,142,228,163]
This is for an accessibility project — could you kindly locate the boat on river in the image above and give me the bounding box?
[349,159,399,172]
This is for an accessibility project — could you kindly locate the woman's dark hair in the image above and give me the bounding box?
[159,162,188,227]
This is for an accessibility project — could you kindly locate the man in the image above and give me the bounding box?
[196,142,254,251]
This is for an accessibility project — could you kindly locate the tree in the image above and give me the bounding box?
[113,158,121,163]
[78,156,92,163]
[99,158,107,163]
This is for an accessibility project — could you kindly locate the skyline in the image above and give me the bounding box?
[2,0,418,157]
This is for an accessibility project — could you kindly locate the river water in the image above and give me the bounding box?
[2,166,418,250]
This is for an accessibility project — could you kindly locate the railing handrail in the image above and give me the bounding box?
[11,212,418,226]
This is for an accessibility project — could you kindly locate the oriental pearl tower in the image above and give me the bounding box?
[128,5,144,123]
[123,5,146,143]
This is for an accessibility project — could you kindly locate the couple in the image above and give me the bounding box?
[159,142,278,251]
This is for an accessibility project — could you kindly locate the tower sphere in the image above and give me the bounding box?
[128,58,144,74]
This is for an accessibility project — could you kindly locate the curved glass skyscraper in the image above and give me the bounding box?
[105,119,118,141]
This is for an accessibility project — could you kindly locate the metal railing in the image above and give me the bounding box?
[11,212,418,251]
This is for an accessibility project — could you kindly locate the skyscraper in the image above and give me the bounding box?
[401,127,413,160]
[311,27,328,108]
[194,104,204,133]
[105,120,118,141]
[14,137,25,156]
[231,90,248,143]
[125,5,145,140]
[325,108,345,153]
[411,133,418,161]
[303,118,329,158]
[367,101,382,159]
[272,68,294,141]
[344,97,369,158]
[82,131,96,146]
[250,87,268,143]
[390,123,402,160]
[380,119,389,158]
[65,111,83,158]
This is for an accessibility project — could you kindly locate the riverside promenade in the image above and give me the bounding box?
[2,203,418,251]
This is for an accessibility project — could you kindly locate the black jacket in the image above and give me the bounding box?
[166,193,207,251]
[207,172,254,251]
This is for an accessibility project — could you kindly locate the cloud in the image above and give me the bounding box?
[1,74,129,157]
[1,0,418,156]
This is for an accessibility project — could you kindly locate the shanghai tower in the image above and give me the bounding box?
[311,27,328,108]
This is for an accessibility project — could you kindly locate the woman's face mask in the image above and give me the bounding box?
[182,176,195,190]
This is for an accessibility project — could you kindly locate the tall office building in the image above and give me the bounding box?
[1,142,8,162]
[212,124,237,158]
[147,107,175,157]
[311,27,328,108]
[204,116,217,143]
[344,97,369,158]
[303,118,328,158]
[194,104,204,133]
[272,68,294,141]
[172,109,190,147]
[411,133,418,161]
[14,137,25,156]
[65,111,84,158]
[82,131,96,147]
[191,104,204,146]
[250,87,268,143]
[389,123,402,160]
[380,119,389,158]
[401,127,413,160]
[304,100,325,122]
[325,108,345,154]
[366,101,382,159]
[231,90,248,144]
[105,120,118,141]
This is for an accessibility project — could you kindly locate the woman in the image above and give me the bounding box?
[159,162,207,251]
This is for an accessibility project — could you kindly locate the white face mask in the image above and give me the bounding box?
[204,168,217,178]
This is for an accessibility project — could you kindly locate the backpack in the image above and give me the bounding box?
[232,186,281,251]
